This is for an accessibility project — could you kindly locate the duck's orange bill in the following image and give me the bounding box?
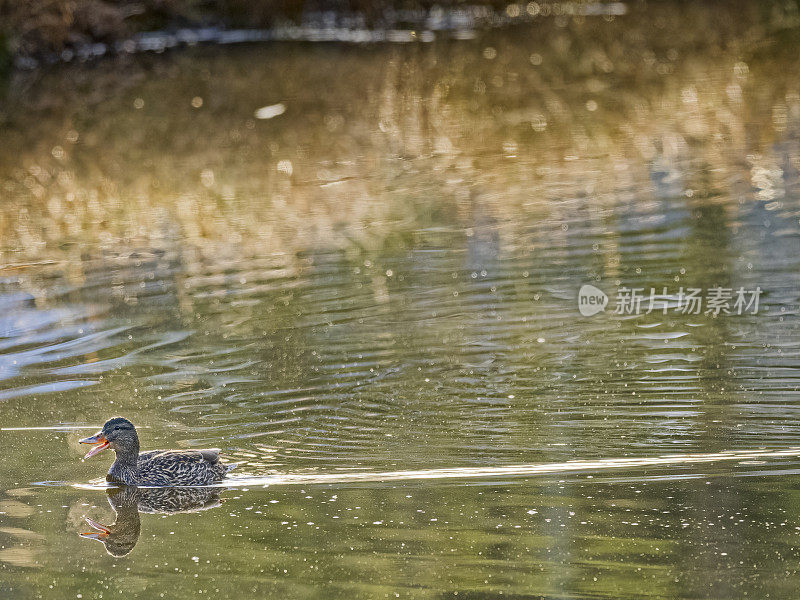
[80,517,110,539]
[79,433,109,459]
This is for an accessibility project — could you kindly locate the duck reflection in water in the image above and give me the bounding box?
[80,485,224,557]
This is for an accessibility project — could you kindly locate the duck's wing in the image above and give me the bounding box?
[198,448,221,464]
[138,449,220,463]
[136,450,229,486]
[138,450,165,461]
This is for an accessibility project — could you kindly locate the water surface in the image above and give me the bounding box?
[1,2,800,598]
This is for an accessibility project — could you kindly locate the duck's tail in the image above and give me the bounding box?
[224,462,239,474]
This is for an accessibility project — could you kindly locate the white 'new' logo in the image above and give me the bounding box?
[578,284,608,316]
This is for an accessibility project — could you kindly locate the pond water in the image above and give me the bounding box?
[2,2,800,598]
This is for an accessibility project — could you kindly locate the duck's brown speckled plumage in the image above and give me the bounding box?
[80,417,234,486]
[108,448,229,486]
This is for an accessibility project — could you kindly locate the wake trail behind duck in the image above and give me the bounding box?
[62,447,800,490]
[222,447,800,487]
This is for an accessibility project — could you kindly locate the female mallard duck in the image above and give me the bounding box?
[79,417,234,486]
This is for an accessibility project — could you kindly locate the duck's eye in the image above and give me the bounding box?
[113,426,120,431]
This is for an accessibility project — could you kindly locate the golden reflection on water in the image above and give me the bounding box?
[0,547,40,568]
[0,1,798,269]
[0,494,43,567]
[0,499,34,518]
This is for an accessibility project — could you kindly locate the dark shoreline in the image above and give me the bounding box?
[6,0,794,71]
[2,1,635,72]
[0,1,484,61]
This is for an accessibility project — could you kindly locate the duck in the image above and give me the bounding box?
[79,417,234,486]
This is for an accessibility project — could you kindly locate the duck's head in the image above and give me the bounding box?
[79,417,138,459]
